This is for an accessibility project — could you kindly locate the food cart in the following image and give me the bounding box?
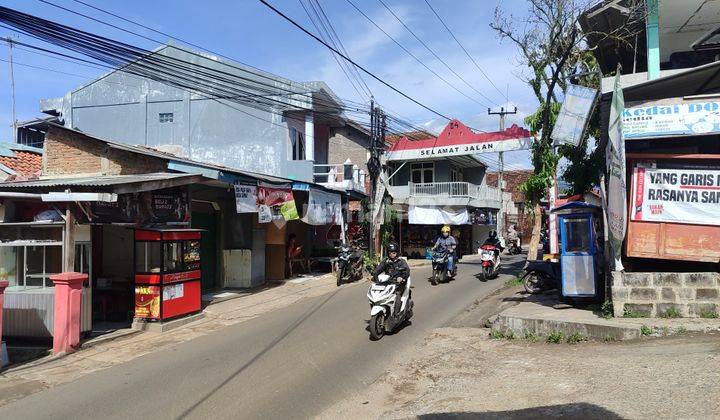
[134,228,202,321]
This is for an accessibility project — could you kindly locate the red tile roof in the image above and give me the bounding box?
[0,150,43,179]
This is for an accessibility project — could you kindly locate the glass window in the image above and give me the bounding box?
[0,247,18,287]
[159,112,174,123]
[25,246,45,288]
[411,170,422,183]
[184,240,200,271]
[410,162,434,184]
[74,243,91,274]
[163,242,183,273]
[564,218,591,253]
[135,242,162,273]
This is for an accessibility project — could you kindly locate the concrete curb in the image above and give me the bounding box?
[131,313,206,333]
[80,328,142,350]
[493,311,642,341]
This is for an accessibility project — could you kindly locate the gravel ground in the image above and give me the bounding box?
[319,328,720,419]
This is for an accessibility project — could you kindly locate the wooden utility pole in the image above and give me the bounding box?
[488,106,517,236]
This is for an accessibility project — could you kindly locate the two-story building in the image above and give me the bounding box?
[582,0,720,317]
[385,120,533,257]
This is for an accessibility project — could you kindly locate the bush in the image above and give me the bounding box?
[524,329,539,342]
[660,306,681,319]
[603,335,616,343]
[640,325,653,336]
[623,308,647,318]
[567,332,586,344]
[600,300,614,319]
[490,330,505,340]
[700,311,719,319]
[546,331,564,344]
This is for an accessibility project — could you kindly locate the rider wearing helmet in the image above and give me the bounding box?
[374,243,410,314]
[432,225,458,276]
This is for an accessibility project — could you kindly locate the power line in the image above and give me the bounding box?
[376,0,498,107]
[423,0,508,104]
[0,56,94,78]
[256,0,456,122]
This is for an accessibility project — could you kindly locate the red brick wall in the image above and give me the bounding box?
[44,126,167,176]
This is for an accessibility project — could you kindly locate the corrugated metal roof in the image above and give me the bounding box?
[0,172,198,189]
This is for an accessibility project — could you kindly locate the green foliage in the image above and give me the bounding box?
[603,335,617,343]
[505,277,524,287]
[700,311,719,319]
[490,329,506,340]
[640,325,653,336]
[524,329,539,342]
[623,308,647,318]
[599,300,614,319]
[546,331,564,344]
[660,306,682,319]
[362,251,382,274]
[505,330,516,340]
[567,332,587,344]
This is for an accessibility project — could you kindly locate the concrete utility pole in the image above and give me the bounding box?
[488,106,517,237]
[367,99,386,259]
[4,37,17,143]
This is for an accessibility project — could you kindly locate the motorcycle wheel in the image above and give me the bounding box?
[369,312,386,340]
[336,265,346,287]
[431,269,439,286]
[522,271,544,294]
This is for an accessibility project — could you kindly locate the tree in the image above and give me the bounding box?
[491,0,643,261]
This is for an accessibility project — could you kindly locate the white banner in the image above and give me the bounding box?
[303,189,342,225]
[234,184,257,213]
[408,205,469,225]
[552,84,598,147]
[385,136,533,161]
[623,98,720,140]
[606,70,627,271]
[631,166,720,226]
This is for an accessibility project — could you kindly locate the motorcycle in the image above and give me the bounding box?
[430,250,452,285]
[367,273,413,340]
[506,236,522,255]
[521,260,561,294]
[478,243,501,280]
[337,245,364,286]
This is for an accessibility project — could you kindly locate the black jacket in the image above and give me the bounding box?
[374,257,410,281]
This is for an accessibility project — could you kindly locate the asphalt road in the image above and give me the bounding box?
[0,254,526,419]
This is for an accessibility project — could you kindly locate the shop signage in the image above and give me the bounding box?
[256,184,299,223]
[631,166,720,226]
[135,285,160,319]
[303,188,342,225]
[90,187,189,225]
[552,84,598,147]
[623,98,720,140]
[234,184,257,213]
[386,137,533,161]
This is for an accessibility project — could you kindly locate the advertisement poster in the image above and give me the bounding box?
[303,189,342,225]
[631,166,720,226]
[606,70,627,271]
[135,286,160,319]
[162,283,184,301]
[234,184,257,213]
[623,98,720,140]
[552,84,598,147]
[256,184,299,223]
[90,187,189,225]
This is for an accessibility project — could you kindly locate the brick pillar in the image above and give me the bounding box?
[50,273,87,355]
[0,281,8,366]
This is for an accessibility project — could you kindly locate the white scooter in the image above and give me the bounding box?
[367,273,413,340]
[478,238,503,281]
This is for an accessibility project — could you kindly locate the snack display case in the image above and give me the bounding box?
[134,229,202,321]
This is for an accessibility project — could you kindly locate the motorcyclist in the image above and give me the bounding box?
[432,225,457,276]
[483,230,503,252]
[374,243,410,314]
[507,225,520,249]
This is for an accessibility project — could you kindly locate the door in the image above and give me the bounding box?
[192,212,217,290]
[559,214,596,297]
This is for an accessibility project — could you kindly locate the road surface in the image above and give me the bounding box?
[0,254,525,419]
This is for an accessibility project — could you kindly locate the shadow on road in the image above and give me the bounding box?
[178,288,342,419]
[416,402,624,419]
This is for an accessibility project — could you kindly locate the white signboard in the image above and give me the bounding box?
[408,205,469,225]
[623,98,720,140]
[631,166,720,226]
[303,189,342,225]
[162,283,184,301]
[552,84,598,147]
[234,184,257,213]
[385,136,533,161]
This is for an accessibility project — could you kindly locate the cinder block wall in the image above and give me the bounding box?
[612,272,720,317]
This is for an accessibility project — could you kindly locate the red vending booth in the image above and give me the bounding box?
[134,229,202,321]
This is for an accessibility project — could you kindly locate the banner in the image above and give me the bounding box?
[256,184,298,223]
[234,184,257,213]
[409,206,469,225]
[303,188,342,225]
[623,98,720,139]
[552,84,598,147]
[90,187,189,225]
[631,166,720,226]
[606,70,627,271]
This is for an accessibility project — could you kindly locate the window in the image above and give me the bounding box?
[1,244,62,289]
[564,217,591,253]
[411,162,434,184]
[451,168,463,182]
[159,113,174,123]
[290,127,306,161]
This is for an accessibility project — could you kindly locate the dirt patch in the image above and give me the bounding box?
[319,328,720,419]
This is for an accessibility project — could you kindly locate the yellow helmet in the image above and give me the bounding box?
[441,225,451,233]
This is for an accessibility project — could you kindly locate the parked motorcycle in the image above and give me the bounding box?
[367,273,413,340]
[478,243,501,280]
[337,245,364,286]
[430,250,452,285]
[520,260,561,294]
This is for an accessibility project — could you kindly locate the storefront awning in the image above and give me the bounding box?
[0,173,204,195]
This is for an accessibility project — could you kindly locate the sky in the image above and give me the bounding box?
[0,0,537,170]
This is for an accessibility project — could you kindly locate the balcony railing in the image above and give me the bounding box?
[314,162,366,193]
[409,181,500,201]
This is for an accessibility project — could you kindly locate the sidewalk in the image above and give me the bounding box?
[0,270,346,406]
[493,291,720,341]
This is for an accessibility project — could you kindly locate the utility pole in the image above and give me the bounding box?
[5,37,17,143]
[367,99,385,259]
[488,106,517,237]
